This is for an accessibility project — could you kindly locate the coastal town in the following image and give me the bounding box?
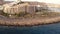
[0,0,60,26]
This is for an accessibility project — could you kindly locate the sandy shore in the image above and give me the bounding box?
[0,15,60,26]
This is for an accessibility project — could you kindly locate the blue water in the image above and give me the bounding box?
[0,23,60,34]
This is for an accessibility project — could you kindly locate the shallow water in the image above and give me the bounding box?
[0,22,60,34]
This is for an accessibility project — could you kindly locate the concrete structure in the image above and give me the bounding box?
[0,0,4,5]
[27,5,36,14]
[3,1,60,14]
[0,0,4,10]
[3,3,28,14]
[3,1,47,14]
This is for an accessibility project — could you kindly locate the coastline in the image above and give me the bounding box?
[0,15,60,26]
[1,1,60,26]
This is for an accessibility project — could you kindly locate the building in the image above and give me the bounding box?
[3,1,48,14]
[0,0,4,10]
[0,0,4,5]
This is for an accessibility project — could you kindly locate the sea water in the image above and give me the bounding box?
[0,22,60,34]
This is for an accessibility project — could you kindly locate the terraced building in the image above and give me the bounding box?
[3,1,48,15]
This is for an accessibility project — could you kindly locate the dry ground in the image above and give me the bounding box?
[0,10,60,26]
